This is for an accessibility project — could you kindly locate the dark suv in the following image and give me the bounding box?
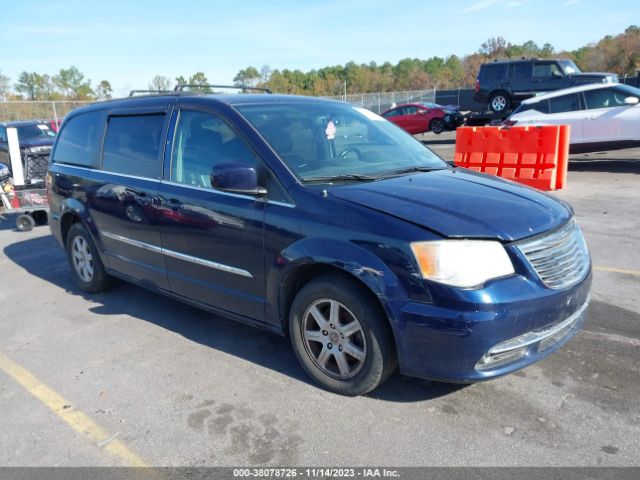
[474,58,618,113]
[0,120,56,180]
[48,92,591,395]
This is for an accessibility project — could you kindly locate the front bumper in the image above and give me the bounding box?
[390,268,592,382]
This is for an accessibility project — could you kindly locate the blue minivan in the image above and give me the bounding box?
[48,92,591,395]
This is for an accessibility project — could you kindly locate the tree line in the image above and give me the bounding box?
[234,26,640,96]
[1,26,638,102]
[0,66,112,101]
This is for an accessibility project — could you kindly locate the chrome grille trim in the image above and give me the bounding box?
[516,219,590,290]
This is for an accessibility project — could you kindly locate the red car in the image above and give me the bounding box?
[381,102,462,135]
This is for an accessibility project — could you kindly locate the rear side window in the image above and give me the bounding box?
[482,64,506,80]
[513,100,549,115]
[511,63,531,79]
[52,111,103,167]
[548,94,580,114]
[102,114,165,178]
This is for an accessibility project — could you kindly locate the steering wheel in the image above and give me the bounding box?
[338,147,363,161]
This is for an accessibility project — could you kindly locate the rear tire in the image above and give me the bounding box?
[289,275,397,396]
[489,92,511,113]
[65,223,113,293]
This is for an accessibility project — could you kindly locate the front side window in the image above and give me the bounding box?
[236,102,447,183]
[548,94,580,114]
[533,63,562,78]
[404,106,418,115]
[102,114,165,178]
[583,87,629,110]
[52,111,103,167]
[170,110,258,188]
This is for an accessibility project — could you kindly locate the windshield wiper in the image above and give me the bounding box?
[301,174,379,184]
[378,166,443,178]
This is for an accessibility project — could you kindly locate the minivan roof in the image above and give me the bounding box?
[63,93,346,118]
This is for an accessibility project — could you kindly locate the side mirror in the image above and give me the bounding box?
[624,96,639,106]
[211,162,266,196]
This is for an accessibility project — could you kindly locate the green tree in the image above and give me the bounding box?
[188,72,211,92]
[15,71,38,100]
[233,67,260,87]
[149,75,172,91]
[53,66,93,99]
[96,80,113,100]
[0,70,10,100]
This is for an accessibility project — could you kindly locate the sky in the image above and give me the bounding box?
[1,0,638,97]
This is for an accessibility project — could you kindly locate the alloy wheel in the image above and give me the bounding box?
[302,299,367,380]
[71,236,94,283]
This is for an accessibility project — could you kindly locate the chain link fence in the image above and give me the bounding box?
[0,101,94,124]
[1,87,474,123]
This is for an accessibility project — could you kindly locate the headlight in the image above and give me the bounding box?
[410,240,515,288]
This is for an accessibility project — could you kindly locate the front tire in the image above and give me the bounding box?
[65,223,113,293]
[430,118,446,134]
[289,275,397,396]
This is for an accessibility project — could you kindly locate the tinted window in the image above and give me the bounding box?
[512,63,531,78]
[513,100,549,115]
[382,108,401,118]
[102,114,164,178]
[483,64,506,80]
[548,94,580,114]
[52,111,103,167]
[403,106,418,115]
[583,87,630,109]
[171,110,258,188]
[533,63,562,78]
[0,126,7,143]
[17,124,56,141]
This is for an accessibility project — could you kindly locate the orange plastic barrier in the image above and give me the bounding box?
[454,125,570,191]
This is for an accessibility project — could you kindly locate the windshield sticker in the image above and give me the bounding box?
[325,120,336,140]
[37,124,48,130]
[353,107,384,121]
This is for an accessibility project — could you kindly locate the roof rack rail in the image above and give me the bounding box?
[174,84,272,94]
[129,89,173,97]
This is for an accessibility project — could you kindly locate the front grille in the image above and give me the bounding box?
[516,219,590,289]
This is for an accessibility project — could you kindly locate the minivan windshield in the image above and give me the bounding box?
[559,60,581,75]
[235,102,447,183]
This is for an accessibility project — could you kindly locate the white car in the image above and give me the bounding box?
[506,83,640,153]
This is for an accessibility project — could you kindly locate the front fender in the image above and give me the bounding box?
[267,237,411,329]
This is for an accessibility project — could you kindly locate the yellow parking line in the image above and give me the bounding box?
[594,266,640,277]
[0,351,149,467]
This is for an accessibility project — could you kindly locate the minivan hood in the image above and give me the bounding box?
[572,72,617,81]
[330,169,572,241]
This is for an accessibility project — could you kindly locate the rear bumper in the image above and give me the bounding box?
[390,269,592,382]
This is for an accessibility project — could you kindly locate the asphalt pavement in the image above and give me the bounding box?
[0,134,638,467]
